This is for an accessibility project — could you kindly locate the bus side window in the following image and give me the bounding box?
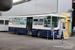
[33,17,38,25]
[15,18,20,22]
[38,17,43,25]
[0,20,4,25]
[14,18,20,25]
[20,18,26,25]
[9,18,14,22]
[44,16,51,27]
[5,20,9,25]
[52,16,58,27]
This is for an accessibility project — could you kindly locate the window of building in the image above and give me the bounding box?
[0,20,4,24]
[38,17,43,25]
[20,18,26,25]
[44,16,51,27]
[52,16,58,27]
[5,20,9,25]
[33,17,38,25]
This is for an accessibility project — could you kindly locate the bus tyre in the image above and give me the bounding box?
[37,31,41,37]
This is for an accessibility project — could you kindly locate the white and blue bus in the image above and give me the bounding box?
[9,13,65,38]
[0,16,9,31]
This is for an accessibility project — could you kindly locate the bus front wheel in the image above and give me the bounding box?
[37,31,41,37]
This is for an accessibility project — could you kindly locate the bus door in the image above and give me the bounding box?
[27,17,33,35]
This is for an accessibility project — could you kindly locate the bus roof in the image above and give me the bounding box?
[9,13,65,18]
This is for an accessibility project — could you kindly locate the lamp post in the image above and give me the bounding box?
[51,25,54,41]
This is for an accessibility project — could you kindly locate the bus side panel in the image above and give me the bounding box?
[54,30,59,35]
[40,30,51,38]
[32,29,51,37]
[32,29,58,38]
[40,30,58,38]
[32,29,37,36]
[50,30,58,38]
[9,27,16,32]
[16,28,27,34]
[9,27,27,34]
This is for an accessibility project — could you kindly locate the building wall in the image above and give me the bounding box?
[1,0,58,16]
[57,0,72,36]
[73,3,75,27]
[58,0,72,13]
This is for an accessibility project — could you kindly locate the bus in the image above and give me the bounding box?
[9,13,65,38]
[0,16,9,31]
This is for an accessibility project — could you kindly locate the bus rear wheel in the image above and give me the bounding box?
[37,31,41,37]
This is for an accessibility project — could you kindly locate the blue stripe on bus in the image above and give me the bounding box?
[9,27,59,38]
[9,27,27,34]
[32,29,59,38]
